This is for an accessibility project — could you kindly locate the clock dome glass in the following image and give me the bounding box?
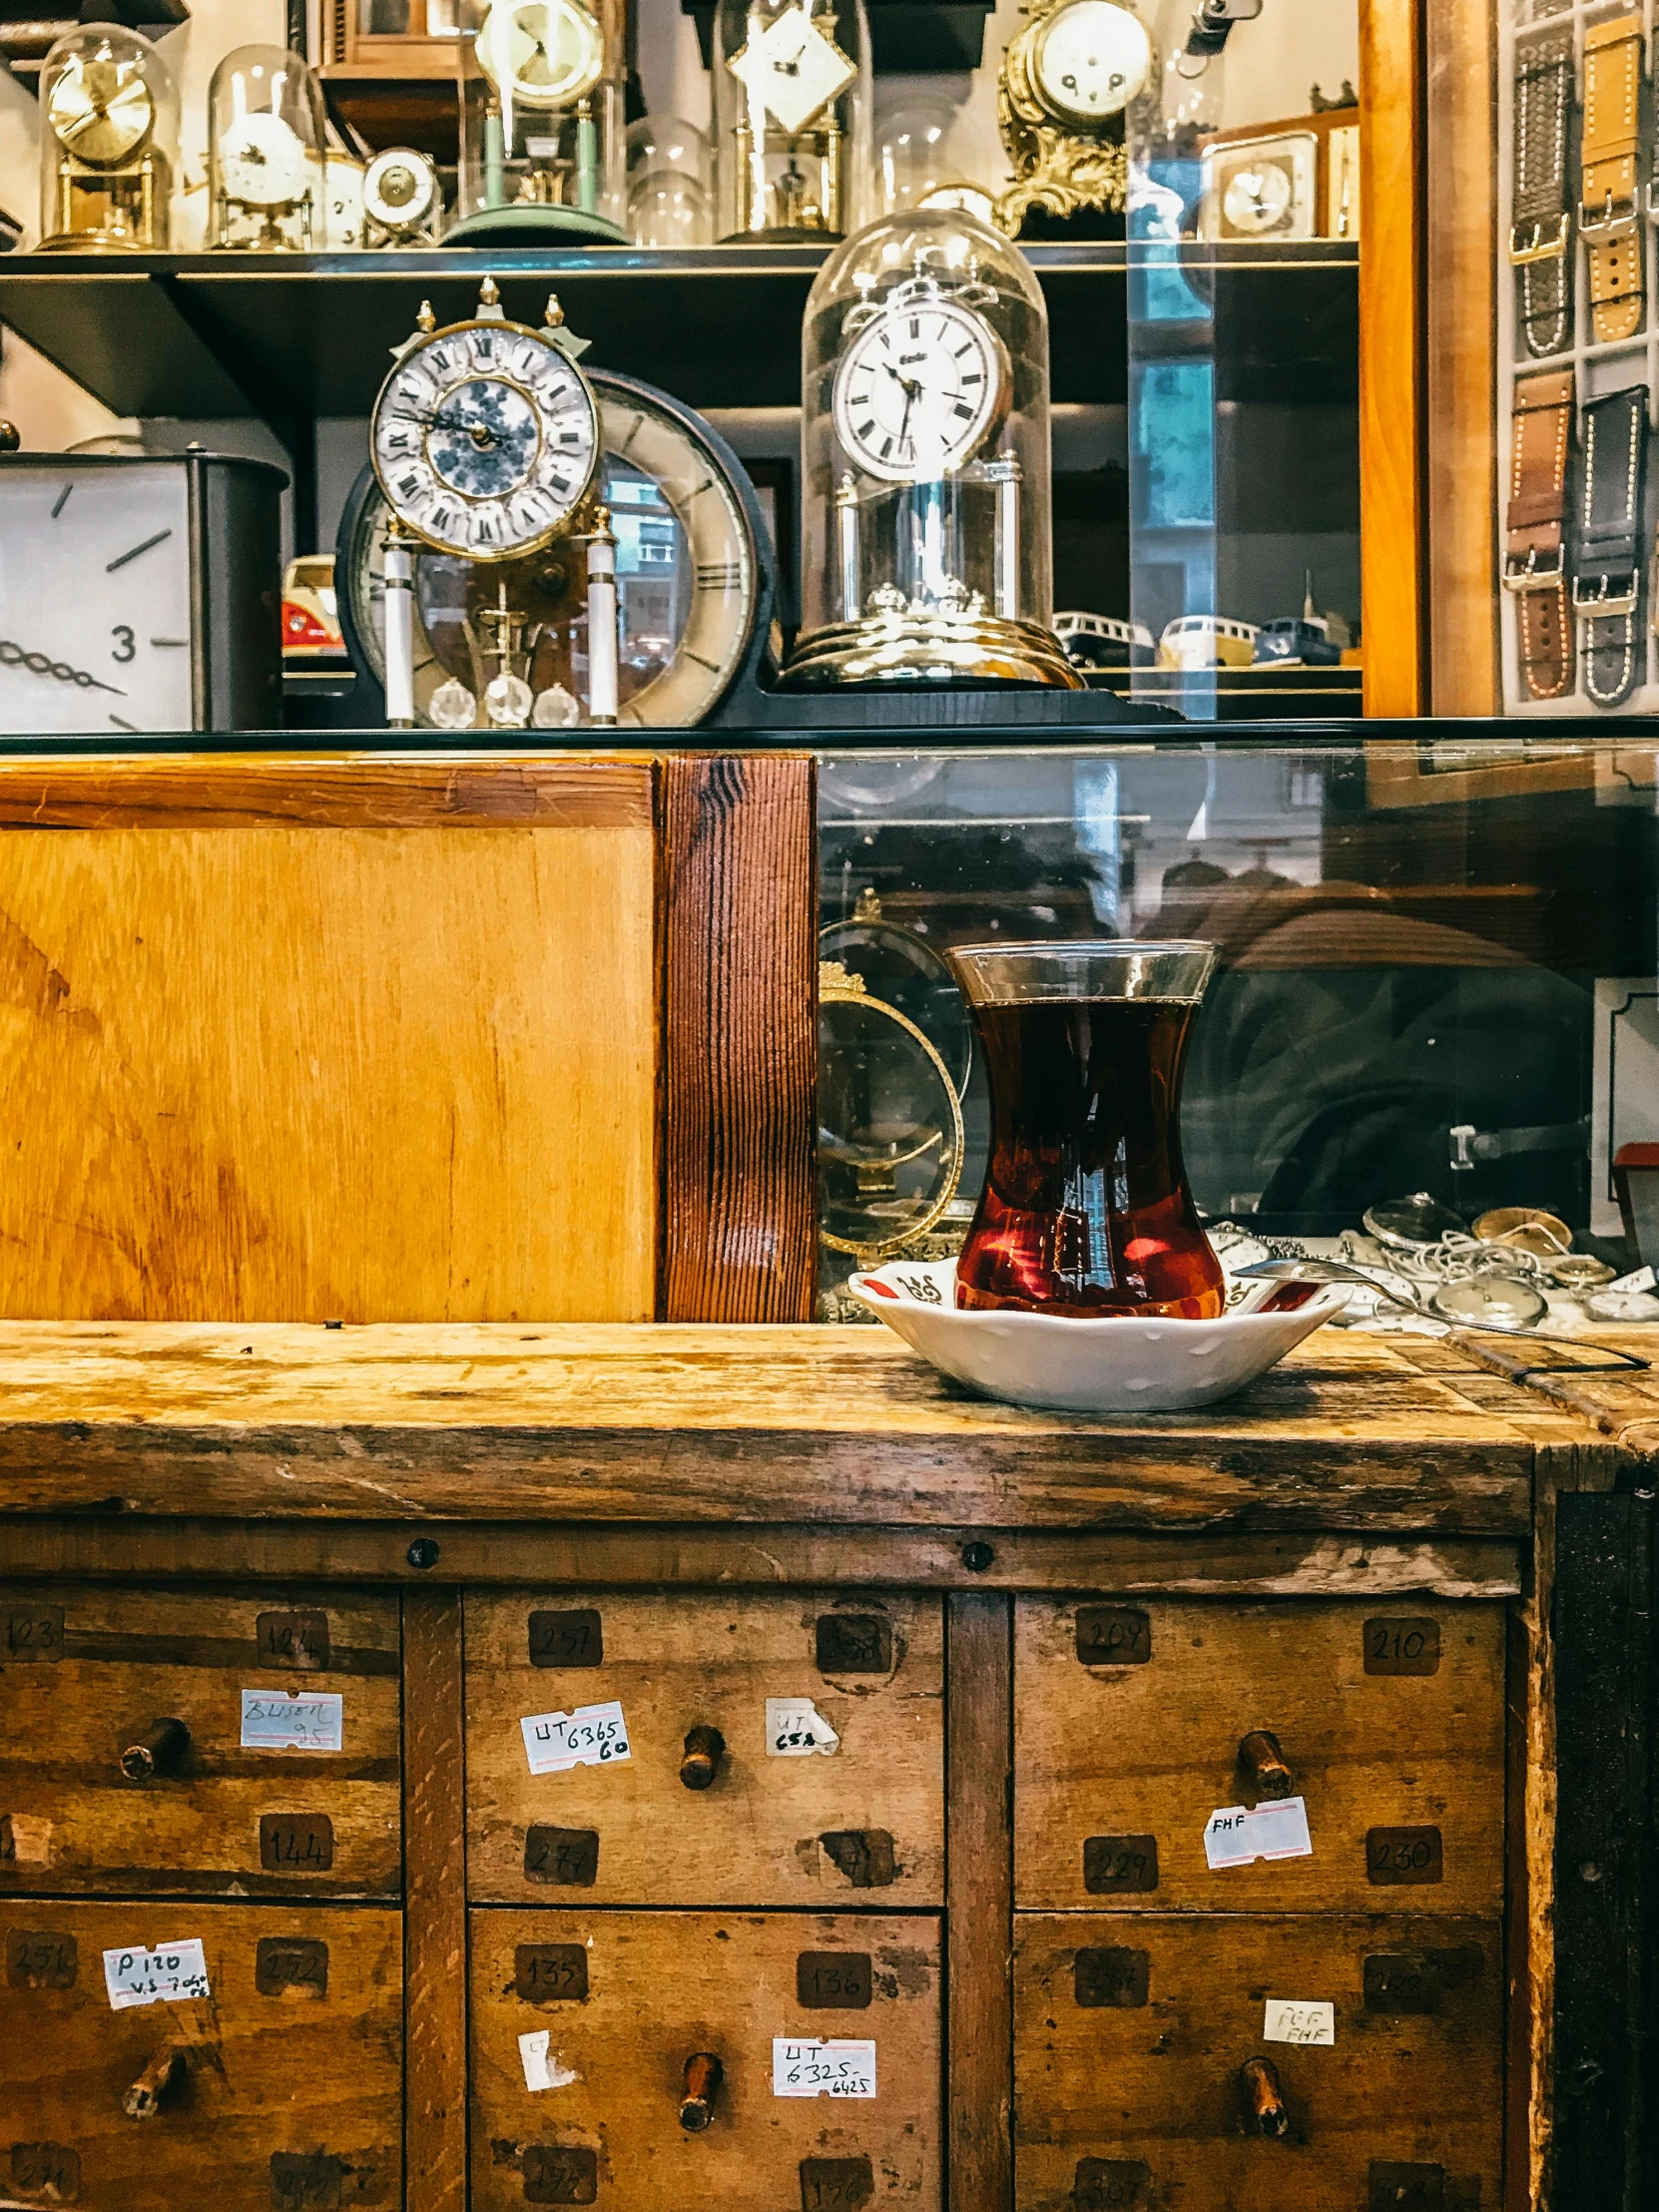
[37,24,178,253]
[208,45,328,250]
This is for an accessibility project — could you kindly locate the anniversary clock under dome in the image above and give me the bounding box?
[782,207,1079,691]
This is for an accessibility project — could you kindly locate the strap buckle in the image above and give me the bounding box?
[1579,192,1640,241]
[1502,547,1565,592]
[1573,570,1640,617]
[1509,214,1570,264]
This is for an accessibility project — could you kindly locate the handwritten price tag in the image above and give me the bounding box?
[766,1697,840,1757]
[772,2037,876,2098]
[1203,1797,1313,1870]
[521,1700,631,1776]
[103,1938,211,2010]
[241,1689,344,1752]
[1264,1999,1335,2046]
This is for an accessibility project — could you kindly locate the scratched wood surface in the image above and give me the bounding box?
[1,1899,402,2212]
[1013,1596,1506,1917]
[1013,1911,1502,2211]
[469,1908,941,2212]
[464,1589,943,1906]
[0,1582,400,1898]
[0,762,657,1324]
[0,1323,1564,1533]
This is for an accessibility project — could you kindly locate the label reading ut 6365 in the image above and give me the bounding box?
[521,1702,631,1776]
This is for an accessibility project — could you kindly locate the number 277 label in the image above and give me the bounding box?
[521,1701,631,1776]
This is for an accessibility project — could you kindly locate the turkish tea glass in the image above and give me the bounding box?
[948,940,1225,1319]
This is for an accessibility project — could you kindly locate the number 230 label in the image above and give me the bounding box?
[521,1701,631,1776]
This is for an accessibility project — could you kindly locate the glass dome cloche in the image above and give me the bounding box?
[208,44,328,251]
[712,0,872,242]
[781,206,1080,690]
[37,24,179,253]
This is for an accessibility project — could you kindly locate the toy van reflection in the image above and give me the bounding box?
[1054,611,1156,670]
[1157,615,1259,670]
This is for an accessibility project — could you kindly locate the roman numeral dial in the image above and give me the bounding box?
[830,294,1009,485]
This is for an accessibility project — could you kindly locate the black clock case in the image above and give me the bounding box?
[0,449,286,734]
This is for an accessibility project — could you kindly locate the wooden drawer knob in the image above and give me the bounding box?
[120,1718,191,1782]
[679,2051,724,2131]
[1238,1730,1293,1801]
[122,2045,187,2120]
[1239,2055,1290,2139]
[680,1725,727,1792]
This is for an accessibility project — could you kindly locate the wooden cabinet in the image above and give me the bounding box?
[1013,1912,1502,2209]
[0,1585,401,1898]
[2,1901,402,2211]
[468,1909,942,2209]
[1013,1598,1506,1915]
[464,1592,945,1907]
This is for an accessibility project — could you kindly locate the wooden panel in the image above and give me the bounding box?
[1424,0,1497,717]
[0,1324,1545,1535]
[1013,1912,1502,2209]
[658,753,817,1323]
[0,808,656,1324]
[1359,0,1426,717]
[0,1583,400,1897]
[1013,1597,1505,1915]
[947,1594,1012,2212]
[464,1590,943,1905]
[469,1909,941,2210]
[2,1900,401,2212]
[404,1589,468,2212]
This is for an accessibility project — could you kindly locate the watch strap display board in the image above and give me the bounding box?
[1579,15,1645,345]
[1574,382,1648,708]
[1504,367,1575,702]
[1510,24,1574,359]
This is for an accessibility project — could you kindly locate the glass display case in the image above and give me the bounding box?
[815,734,1659,1332]
[37,25,179,253]
[451,0,627,242]
[208,45,328,251]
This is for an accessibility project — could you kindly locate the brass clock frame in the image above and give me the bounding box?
[993,0,1136,237]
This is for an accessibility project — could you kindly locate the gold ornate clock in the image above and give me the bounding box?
[993,0,1150,236]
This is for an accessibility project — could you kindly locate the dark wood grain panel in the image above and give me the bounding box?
[947,1593,1012,2212]
[403,1588,467,2212]
[657,754,817,1323]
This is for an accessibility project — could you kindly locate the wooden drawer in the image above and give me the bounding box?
[0,1584,401,1897]
[465,1591,943,1905]
[1014,1598,1504,1914]
[1013,1912,1501,2210]
[2,1900,401,2211]
[470,1908,941,2209]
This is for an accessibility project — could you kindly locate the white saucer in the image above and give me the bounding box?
[846,1258,1350,1415]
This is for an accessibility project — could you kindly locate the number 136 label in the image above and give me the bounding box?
[773,2038,876,2098]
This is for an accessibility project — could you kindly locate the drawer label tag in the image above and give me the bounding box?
[773,2037,876,2098]
[1264,1997,1336,2045]
[521,1701,631,1775]
[519,2028,581,2092]
[103,1938,210,2010]
[767,1697,839,1756]
[241,1689,344,1752]
[1203,1797,1313,1870]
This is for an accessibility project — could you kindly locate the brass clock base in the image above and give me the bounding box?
[780,610,1085,691]
[37,229,153,254]
[445,205,629,247]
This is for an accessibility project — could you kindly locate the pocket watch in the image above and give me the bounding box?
[994,0,1143,234]
[370,286,601,561]
[475,0,606,108]
[830,276,1011,484]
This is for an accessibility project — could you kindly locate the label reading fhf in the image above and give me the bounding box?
[521,1701,630,1775]
[773,2037,876,2098]
[103,1938,210,2010]
[1203,1798,1313,1870]
[1264,1998,1336,2045]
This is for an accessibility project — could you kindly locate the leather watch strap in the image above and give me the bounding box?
[1575,383,1648,709]
[1580,15,1645,345]
[1504,368,1575,701]
[1510,24,1574,358]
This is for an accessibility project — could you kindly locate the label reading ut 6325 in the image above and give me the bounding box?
[773,2038,876,2098]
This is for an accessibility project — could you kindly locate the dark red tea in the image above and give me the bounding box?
[956,995,1226,1320]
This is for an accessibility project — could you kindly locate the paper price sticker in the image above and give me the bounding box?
[1264,1999,1335,2046]
[772,2037,876,2098]
[521,1700,631,1776]
[241,1689,344,1752]
[1203,1796,1313,1871]
[518,2028,580,2092]
[103,1938,211,2010]
[766,1697,840,1757]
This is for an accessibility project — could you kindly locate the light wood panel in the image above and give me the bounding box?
[0,794,657,1323]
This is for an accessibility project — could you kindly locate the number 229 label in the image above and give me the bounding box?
[521,1701,631,1776]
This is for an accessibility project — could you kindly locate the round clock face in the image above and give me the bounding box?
[475,0,606,109]
[1032,0,1152,125]
[830,295,1009,485]
[343,372,763,728]
[218,111,309,210]
[1223,161,1294,233]
[49,54,154,170]
[371,316,601,561]
[364,147,437,233]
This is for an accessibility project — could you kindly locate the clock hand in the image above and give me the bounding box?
[0,638,126,697]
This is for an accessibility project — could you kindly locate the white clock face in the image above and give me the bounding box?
[1223,161,1295,233]
[372,318,601,560]
[830,296,1007,484]
[363,147,437,233]
[0,462,195,735]
[475,0,606,108]
[728,3,856,136]
[218,111,309,210]
[1033,0,1152,124]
